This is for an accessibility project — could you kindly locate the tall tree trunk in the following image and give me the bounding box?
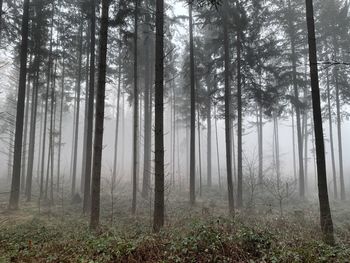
[258,104,263,184]
[305,0,334,245]
[215,106,221,188]
[71,21,83,197]
[236,7,243,208]
[273,116,280,188]
[292,107,297,181]
[90,0,109,230]
[25,63,40,201]
[326,69,337,199]
[132,0,139,215]
[21,55,32,193]
[222,3,234,215]
[8,0,30,210]
[206,82,212,187]
[40,6,54,199]
[57,56,65,192]
[83,0,96,214]
[288,0,304,198]
[112,41,122,188]
[197,106,202,197]
[81,27,90,194]
[142,5,152,197]
[153,0,164,233]
[0,0,3,41]
[189,2,196,205]
[334,63,345,200]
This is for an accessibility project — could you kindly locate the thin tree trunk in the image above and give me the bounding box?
[57,56,65,192]
[292,107,297,181]
[189,2,196,205]
[305,0,334,245]
[197,106,202,197]
[112,41,122,188]
[153,0,164,233]
[334,63,345,200]
[9,0,30,210]
[326,69,337,199]
[132,0,139,215]
[236,5,243,208]
[83,0,96,214]
[81,26,90,194]
[25,63,40,201]
[223,3,234,215]
[21,55,32,193]
[215,106,221,189]
[288,0,304,198]
[71,21,83,197]
[206,82,212,187]
[90,0,109,230]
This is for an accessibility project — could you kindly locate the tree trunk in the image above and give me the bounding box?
[215,106,221,188]
[71,21,83,197]
[132,0,139,215]
[223,3,234,215]
[57,56,65,192]
[25,63,39,201]
[153,0,164,233]
[258,104,263,184]
[236,7,243,209]
[8,0,30,210]
[81,26,90,194]
[326,69,337,199]
[142,3,152,197]
[90,0,109,230]
[305,0,334,245]
[112,40,122,188]
[288,0,304,198]
[83,0,96,214]
[334,64,345,200]
[189,2,196,205]
[206,82,212,187]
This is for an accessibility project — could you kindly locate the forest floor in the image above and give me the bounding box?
[0,183,350,262]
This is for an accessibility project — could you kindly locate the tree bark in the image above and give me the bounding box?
[90,0,109,230]
[189,2,196,205]
[71,20,83,197]
[132,0,139,215]
[223,3,234,215]
[326,69,337,199]
[83,0,96,214]
[9,0,30,210]
[305,0,334,245]
[153,0,164,233]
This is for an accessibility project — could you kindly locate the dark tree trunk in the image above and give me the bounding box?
[206,82,212,187]
[334,66,345,200]
[9,0,30,210]
[326,69,337,199]
[132,0,139,215]
[305,0,334,245]
[197,105,202,197]
[153,0,164,233]
[258,104,263,184]
[71,21,83,197]
[83,0,96,214]
[189,2,196,205]
[236,11,243,209]
[21,56,32,193]
[90,0,109,230]
[57,56,65,192]
[223,4,234,215]
[215,106,221,188]
[112,40,122,188]
[81,27,90,194]
[25,64,40,201]
[292,108,297,181]
[288,0,304,198]
[142,5,152,197]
